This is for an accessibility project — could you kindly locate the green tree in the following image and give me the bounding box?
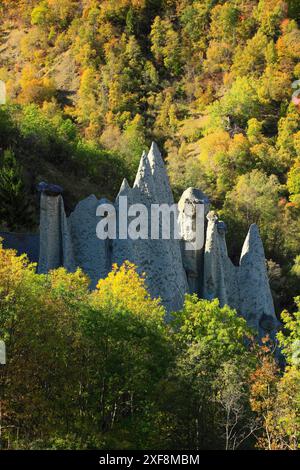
[206,76,261,132]
[150,16,182,76]
[287,158,300,207]
[278,297,300,365]
[0,149,31,230]
[221,170,282,258]
[31,1,51,27]
[163,296,257,450]
[249,299,300,450]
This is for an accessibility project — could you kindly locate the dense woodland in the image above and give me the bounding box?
[0,0,300,450]
[0,243,300,450]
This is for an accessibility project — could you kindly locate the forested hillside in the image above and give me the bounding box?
[0,0,299,310]
[1,243,300,449]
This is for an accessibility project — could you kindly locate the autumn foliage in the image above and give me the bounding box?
[0,243,300,449]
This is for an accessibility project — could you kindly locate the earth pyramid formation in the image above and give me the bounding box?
[38,142,278,335]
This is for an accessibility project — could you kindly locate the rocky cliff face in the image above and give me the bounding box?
[38,143,277,335]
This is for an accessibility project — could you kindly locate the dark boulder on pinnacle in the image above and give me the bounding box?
[37,181,64,196]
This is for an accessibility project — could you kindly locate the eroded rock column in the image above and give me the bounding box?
[239,224,278,335]
[203,211,240,311]
[38,184,75,274]
[178,187,209,296]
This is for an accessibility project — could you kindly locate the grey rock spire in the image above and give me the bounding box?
[134,143,174,204]
[203,215,278,337]
[203,211,240,311]
[115,144,188,315]
[38,192,75,274]
[117,178,131,196]
[178,188,209,296]
[112,177,138,269]
[239,224,278,333]
[134,150,152,196]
